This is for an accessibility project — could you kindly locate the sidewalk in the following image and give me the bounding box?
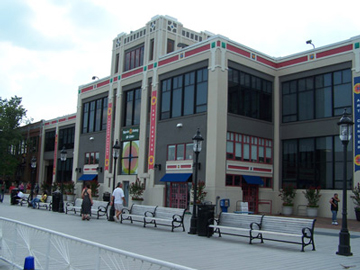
[0,195,359,270]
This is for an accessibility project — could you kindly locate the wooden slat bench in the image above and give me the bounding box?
[90,200,109,219]
[208,212,263,238]
[37,195,52,210]
[250,216,316,252]
[144,206,186,232]
[65,198,83,215]
[120,204,157,224]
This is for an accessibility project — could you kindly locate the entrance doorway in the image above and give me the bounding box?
[169,182,188,209]
[242,184,259,213]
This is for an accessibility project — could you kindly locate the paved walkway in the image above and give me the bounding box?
[0,195,359,270]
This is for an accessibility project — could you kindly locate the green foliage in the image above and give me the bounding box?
[0,96,27,180]
[351,183,360,211]
[279,185,296,206]
[303,186,321,207]
[89,179,100,197]
[65,181,76,195]
[191,180,207,204]
[129,178,144,199]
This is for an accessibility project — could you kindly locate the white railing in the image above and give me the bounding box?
[0,217,195,270]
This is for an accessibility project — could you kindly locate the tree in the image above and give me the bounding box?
[0,96,27,181]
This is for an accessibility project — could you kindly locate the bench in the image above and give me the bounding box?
[144,206,186,232]
[90,200,109,219]
[208,212,263,238]
[65,198,83,215]
[120,204,157,224]
[250,216,316,252]
[37,195,52,210]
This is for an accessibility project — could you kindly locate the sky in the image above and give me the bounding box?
[1,0,359,123]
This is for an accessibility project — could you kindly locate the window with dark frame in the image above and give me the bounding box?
[167,143,194,161]
[82,97,108,134]
[282,68,352,123]
[85,152,100,164]
[124,88,141,127]
[124,45,144,72]
[160,67,208,120]
[167,39,175,53]
[114,53,119,74]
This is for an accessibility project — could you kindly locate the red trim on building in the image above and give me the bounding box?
[217,41,221,47]
[81,86,93,93]
[167,165,177,169]
[227,44,251,58]
[316,44,353,59]
[181,164,192,169]
[122,67,143,78]
[185,44,210,57]
[148,64,154,70]
[113,76,118,82]
[253,167,272,172]
[159,55,179,66]
[277,56,308,68]
[58,118,66,122]
[68,115,76,120]
[228,165,249,170]
[256,56,277,68]
[51,121,57,124]
[97,80,110,88]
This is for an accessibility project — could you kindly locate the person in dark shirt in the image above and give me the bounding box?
[329,193,340,225]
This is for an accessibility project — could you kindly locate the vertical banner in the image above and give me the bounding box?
[354,76,360,171]
[148,90,157,170]
[105,103,113,171]
[52,134,58,179]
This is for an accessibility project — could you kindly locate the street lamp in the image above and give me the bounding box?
[336,109,353,256]
[59,146,67,213]
[30,156,37,203]
[109,140,120,221]
[189,128,204,235]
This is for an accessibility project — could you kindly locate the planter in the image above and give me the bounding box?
[355,210,360,221]
[132,199,143,205]
[306,207,318,217]
[282,206,293,216]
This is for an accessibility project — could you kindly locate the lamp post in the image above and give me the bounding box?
[108,140,120,221]
[59,146,67,213]
[30,156,37,205]
[336,109,353,256]
[189,128,204,235]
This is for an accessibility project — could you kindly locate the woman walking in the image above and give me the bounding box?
[81,183,93,220]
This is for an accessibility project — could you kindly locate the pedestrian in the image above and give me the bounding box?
[330,193,340,225]
[111,182,126,222]
[0,180,5,202]
[81,183,93,220]
[30,192,47,209]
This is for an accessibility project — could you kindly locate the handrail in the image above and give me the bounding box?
[0,217,195,270]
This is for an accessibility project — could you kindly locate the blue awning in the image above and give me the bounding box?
[78,174,97,181]
[243,175,264,185]
[160,173,192,182]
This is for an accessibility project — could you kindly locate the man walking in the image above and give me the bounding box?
[110,182,126,222]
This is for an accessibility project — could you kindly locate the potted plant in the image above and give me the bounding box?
[303,186,321,217]
[351,183,360,221]
[65,181,76,201]
[89,179,100,199]
[129,178,144,204]
[279,185,296,216]
[191,180,207,204]
[41,182,51,194]
[51,182,59,193]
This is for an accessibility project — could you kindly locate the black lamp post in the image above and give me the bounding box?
[59,146,67,213]
[29,156,37,205]
[336,109,353,256]
[189,128,204,235]
[108,140,120,221]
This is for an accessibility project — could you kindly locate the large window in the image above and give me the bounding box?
[161,68,208,120]
[124,88,141,126]
[82,97,108,134]
[45,131,55,152]
[121,141,139,175]
[59,127,75,150]
[124,45,144,72]
[167,143,194,160]
[282,136,353,189]
[226,132,272,164]
[85,152,99,164]
[282,69,352,123]
[228,68,272,122]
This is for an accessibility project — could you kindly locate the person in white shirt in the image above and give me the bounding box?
[110,182,126,222]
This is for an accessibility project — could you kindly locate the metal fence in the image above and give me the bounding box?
[0,217,195,270]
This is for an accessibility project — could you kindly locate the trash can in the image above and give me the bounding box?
[52,191,61,212]
[10,188,19,205]
[103,192,111,202]
[197,204,215,237]
[220,199,230,212]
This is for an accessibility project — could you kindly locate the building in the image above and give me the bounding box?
[65,15,359,219]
